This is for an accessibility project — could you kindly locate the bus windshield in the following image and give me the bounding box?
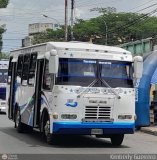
[56,58,133,88]
[0,69,8,83]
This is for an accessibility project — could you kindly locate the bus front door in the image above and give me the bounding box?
[8,62,17,120]
[33,59,44,127]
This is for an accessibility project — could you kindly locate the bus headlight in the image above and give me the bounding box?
[52,112,59,119]
[61,114,77,119]
[118,115,132,120]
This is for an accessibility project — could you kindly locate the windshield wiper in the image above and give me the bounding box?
[77,79,99,98]
[99,78,121,99]
[77,78,121,99]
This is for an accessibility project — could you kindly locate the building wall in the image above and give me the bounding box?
[22,36,34,47]
[119,38,154,56]
[28,23,53,35]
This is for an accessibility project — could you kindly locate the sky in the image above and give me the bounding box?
[0,0,156,52]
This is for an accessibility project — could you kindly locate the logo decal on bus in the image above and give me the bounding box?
[65,99,78,107]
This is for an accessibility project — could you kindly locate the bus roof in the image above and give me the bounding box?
[47,42,131,55]
[11,41,131,56]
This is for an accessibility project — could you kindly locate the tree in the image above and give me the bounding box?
[73,18,101,42]
[32,28,65,45]
[32,7,157,46]
[0,0,9,57]
[0,0,9,8]
[86,10,157,45]
[0,52,9,59]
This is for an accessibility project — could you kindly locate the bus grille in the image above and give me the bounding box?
[85,106,111,120]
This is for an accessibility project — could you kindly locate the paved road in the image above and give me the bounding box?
[0,113,157,159]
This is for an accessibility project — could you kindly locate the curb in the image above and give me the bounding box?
[140,127,157,136]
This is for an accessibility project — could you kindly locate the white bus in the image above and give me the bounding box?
[7,42,143,145]
[0,60,9,112]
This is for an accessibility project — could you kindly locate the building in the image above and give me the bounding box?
[28,23,53,35]
[22,23,60,47]
[22,36,34,48]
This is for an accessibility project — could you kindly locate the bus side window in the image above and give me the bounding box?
[22,54,30,86]
[28,53,37,86]
[43,60,53,90]
[7,56,13,84]
[17,55,23,83]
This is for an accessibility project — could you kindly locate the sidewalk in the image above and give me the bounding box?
[140,126,157,136]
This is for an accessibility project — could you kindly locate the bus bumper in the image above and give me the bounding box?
[52,122,135,134]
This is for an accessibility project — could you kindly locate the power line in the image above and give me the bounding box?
[76,0,157,15]
[0,0,154,20]
[133,2,157,13]
[2,0,157,51]
[0,8,65,18]
[107,8,157,36]
[127,0,156,12]
[76,0,117,8]
[75,0,92,6]
[4,6,157,40]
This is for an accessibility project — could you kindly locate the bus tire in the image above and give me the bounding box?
[15,108,25,133]
[42,114,55,145]
[27,126,33,133]
[110,134,124,146]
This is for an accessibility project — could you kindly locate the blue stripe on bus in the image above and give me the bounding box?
[53,122,135,134]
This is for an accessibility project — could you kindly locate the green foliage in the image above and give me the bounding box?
[0,52,9,59]
[32,28,65,45]
[32,7,157,46]
[73,19,101,41]
[47,28,65,40]
[0,28,6,52]
[0,0,9,8]
[0,0,9,53]
[0,27,5,51]
[87,11,157,45]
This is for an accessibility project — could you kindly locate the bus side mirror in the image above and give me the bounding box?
[134,56,143,79]
[49,55,59,74]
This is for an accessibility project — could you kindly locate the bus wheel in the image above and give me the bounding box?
[43,117,54,144]
[15,109,25,133]
[110,134,124,146]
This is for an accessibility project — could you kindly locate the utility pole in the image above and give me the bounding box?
[65,0,68,41]
[103,19,108,45]
[71,0,74,40]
